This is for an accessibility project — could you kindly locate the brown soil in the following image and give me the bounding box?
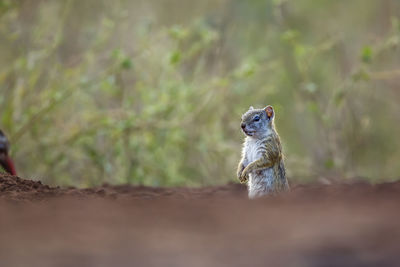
[1,173,400,267]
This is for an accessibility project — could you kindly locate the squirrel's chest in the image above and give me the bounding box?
[244,139,263,163]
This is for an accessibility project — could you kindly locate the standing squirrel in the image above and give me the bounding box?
[237,105,289,198]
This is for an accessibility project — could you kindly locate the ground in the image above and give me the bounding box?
[1,174,400,267]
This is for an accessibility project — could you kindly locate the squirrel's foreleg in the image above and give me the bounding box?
[240,155,274,181]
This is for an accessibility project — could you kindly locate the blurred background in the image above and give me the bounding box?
[0,0,399,187]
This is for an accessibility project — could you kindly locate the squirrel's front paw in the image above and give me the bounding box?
[239,172,248,183]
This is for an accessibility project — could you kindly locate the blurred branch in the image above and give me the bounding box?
[369,69,400,80]
[12,90,74,143]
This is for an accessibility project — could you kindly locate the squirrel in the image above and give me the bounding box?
[237,105,289,198]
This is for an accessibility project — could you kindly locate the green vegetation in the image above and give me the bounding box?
[1,0,399,187]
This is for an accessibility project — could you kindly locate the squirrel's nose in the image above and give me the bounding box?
[241,123,246,129]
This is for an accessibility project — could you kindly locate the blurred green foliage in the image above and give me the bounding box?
[0,0,400,186]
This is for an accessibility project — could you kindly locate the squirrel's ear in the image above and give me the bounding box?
[249,106,254,111]
[264,105,274,119]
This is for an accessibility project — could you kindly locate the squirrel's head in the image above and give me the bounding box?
[240,105,275,138]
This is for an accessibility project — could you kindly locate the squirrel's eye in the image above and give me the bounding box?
[254,116,260,121]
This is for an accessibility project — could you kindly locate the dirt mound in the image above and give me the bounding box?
[1,174,400,267]
[0,174,51,192]
[0,173,248,201]
[0,174,59,200]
